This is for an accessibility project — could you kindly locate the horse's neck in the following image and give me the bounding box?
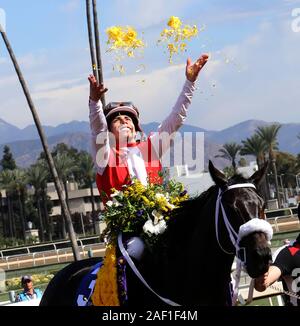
[136,189,236,305]
[159,192,235,303]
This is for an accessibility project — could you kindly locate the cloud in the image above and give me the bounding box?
[188,18,300,130]
[18,51,48,70]
[108,0,200,29]
[59,0,80,13]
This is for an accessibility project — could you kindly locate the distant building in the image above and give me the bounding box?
[46,182,102,216]
[170,161,259,197]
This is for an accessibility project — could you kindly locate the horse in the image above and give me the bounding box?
[40,161,272,306]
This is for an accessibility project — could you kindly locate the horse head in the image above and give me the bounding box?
[208,160,272,279]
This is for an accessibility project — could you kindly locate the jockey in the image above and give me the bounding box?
[88,53,209,201]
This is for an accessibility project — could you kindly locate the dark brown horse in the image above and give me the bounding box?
[40,161,272,306]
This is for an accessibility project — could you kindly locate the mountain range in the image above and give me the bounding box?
[0,118,299,169]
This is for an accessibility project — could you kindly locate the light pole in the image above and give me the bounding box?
[279,174,288,207]
[296,173,300,193]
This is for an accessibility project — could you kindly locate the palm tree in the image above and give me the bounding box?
[78,152,96,233]
[0,24,81,260]
[10,169,27,241]
[256,124,281,207]
[0,170,15,238]
[240,134,270,201]
[215,142,242,171]
[53,153,78,238]
[26,164,50,242]
[240,134,267,167]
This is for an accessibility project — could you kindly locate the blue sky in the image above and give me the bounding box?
[1,0,300,130]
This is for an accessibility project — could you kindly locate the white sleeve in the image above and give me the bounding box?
[151,79,196,157]
[89,99,110,175]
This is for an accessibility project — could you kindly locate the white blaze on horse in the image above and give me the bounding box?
[40,161,272,306]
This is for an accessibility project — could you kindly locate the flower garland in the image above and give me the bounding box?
[92,179,188,306]
[102,179,189,247]
[91,244,120,306]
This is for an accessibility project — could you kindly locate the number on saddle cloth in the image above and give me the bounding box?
[76,261,103,306]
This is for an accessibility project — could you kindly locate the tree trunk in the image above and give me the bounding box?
[271,153,281,208]
[61,181,69,239]
[43,192,52,241]
[0,192,3,237]
[11,200,17,239]
[36,196,45,242]
[85,0,97,79]
[0,25,81,261]
[232,159,236,172]
[91,0,106,107]
[257,158,270,202]
[17,190,26,241]
[90,181,96,234]
[7,197,15,238]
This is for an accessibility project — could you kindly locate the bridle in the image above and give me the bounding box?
[215,183,259,256]
[215,183,273,306]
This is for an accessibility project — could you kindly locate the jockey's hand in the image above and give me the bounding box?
[88,74,108,102]
[186,53,209,82]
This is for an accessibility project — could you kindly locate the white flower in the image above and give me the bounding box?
[106,198,122,207]
[112,198,122,207]
[110,190,121,198]
[166,203,176,210]
[106,200,113,207]
[155,193,166,200]
[143,219,167,235]
[151,209,164,225]
[110,190,122,198]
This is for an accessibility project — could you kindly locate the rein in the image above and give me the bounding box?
[117,233,181,306]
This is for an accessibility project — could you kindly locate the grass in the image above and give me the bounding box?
[271,230,299,247]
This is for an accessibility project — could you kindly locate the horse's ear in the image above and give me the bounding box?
[208,160,227,188]
[249,161,269,187]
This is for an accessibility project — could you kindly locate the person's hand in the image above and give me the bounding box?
[254,273,269,292]
[88,74,108,102]
[185,53,209,82]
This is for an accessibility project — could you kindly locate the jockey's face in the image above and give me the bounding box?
[110,114,137,143]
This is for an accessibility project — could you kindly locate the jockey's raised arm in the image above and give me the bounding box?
[88,54,209,198]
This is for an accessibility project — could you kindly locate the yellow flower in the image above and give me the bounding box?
[180,43,187,51]
[92,244,119,306]
[168,16,182,30]
[124,26,137,42]
[106,25,145,74]
[142,196,150,205]
[158,17,200,63]
[127,50,134,57]
[168,43,178,54]
[106,26,123,42]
